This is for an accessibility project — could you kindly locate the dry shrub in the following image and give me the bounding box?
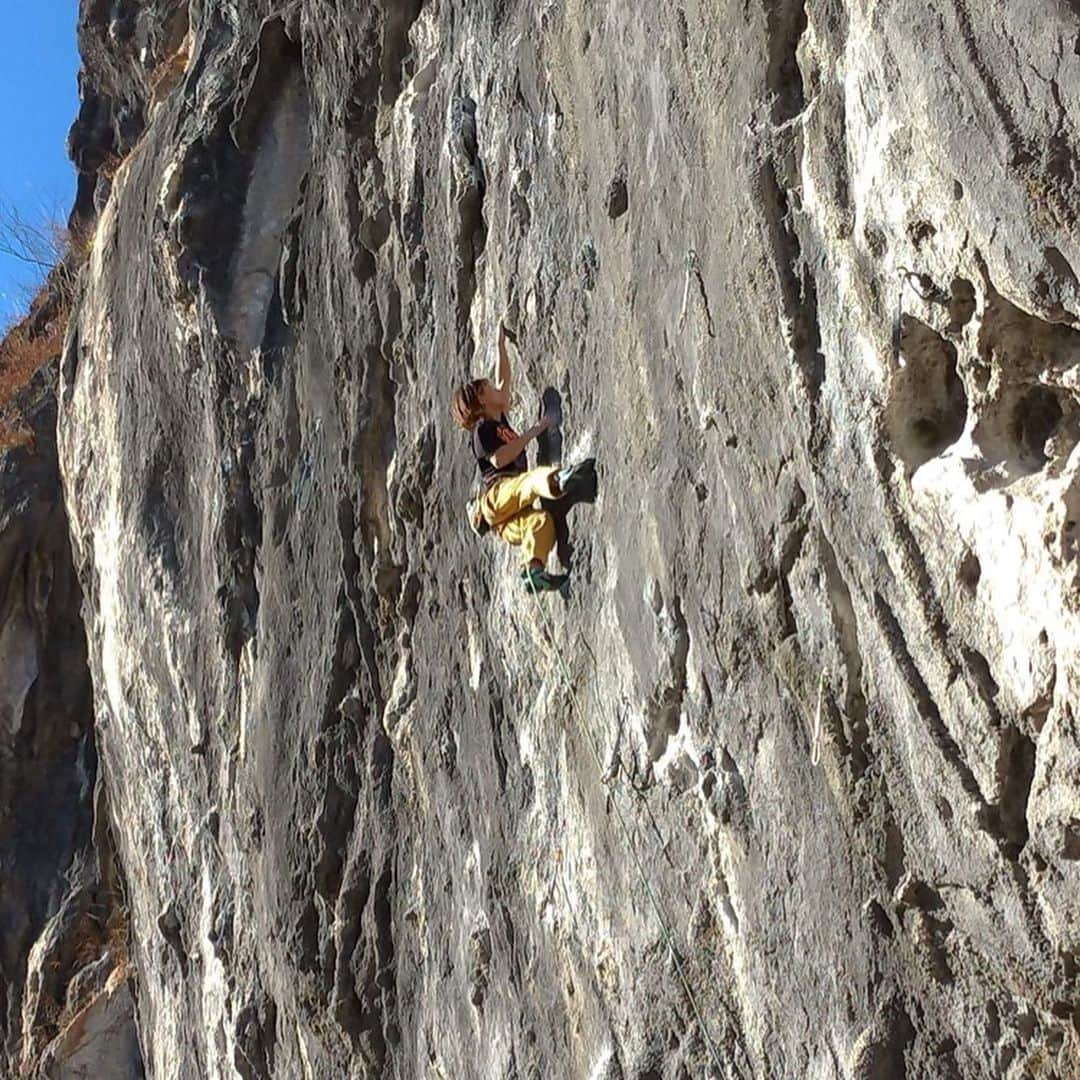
[0,216,96,451]
[62,228,93,289]
[69,912,107,973]
[22,992,63,1073]
[22,903,132,1071]
[0,312,65,395]
[0,310,65,451]
[0,413,34,452]
[104,904,130,975]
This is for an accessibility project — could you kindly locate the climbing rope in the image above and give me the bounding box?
[522,578,734,1079]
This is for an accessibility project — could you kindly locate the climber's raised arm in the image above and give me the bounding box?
[494,320,515,394]
[490,416,549,469]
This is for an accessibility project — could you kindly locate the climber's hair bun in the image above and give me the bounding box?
[452,378,489,430]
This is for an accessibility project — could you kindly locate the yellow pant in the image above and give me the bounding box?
[480,467,559,566]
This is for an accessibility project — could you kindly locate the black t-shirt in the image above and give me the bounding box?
[472,414,526,488]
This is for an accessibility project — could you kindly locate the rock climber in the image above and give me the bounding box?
[451,319,594,593]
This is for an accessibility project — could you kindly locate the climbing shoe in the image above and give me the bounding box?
[555,458,597,501]
[466,498,490,537]
[520,567,569,593]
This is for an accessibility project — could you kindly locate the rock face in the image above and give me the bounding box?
[0,362,140,1077]
[39,0,1080,1076]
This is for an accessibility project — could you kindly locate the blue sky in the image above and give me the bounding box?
[0,4,80,327]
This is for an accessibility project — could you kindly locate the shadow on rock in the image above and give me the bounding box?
[536,388,598,572]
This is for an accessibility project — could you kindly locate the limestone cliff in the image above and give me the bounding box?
[0,360,140,1077]
[7,0,1080,1076]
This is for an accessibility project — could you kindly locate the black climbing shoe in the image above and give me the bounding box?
[521,567,569,593]
[556,458,597,501]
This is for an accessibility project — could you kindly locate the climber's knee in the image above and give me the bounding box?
[482,468,560,527]
[522,466,560,503]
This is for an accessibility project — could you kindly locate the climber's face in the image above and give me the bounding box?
[478,378,509,416]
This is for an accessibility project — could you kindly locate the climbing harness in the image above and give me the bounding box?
[522,578,735,1078]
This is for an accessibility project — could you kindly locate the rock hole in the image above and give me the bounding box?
[1016,1011,1038,1041]
[895,875,945,912]
[946,278,976,334]
[866,898,894,940]
[952,179,964,200]
[957,550,980,592]
[886,315,968,473]
[908,219,937,247]
[1052,1001,1075,1022]
[606,172,628,220]
[1011,386,1064,466]
[994,726,1036,857]
[973,290,1080,472]
[1062,819,1080,860]
[856,1003,916,1079]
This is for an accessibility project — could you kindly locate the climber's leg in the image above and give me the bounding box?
[494,508,567,591]
[480,467,561,527]
[497,507,557,566]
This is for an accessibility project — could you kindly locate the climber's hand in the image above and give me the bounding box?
[495,321,514,391]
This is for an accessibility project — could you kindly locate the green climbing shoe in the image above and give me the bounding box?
[521,567,569,593]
